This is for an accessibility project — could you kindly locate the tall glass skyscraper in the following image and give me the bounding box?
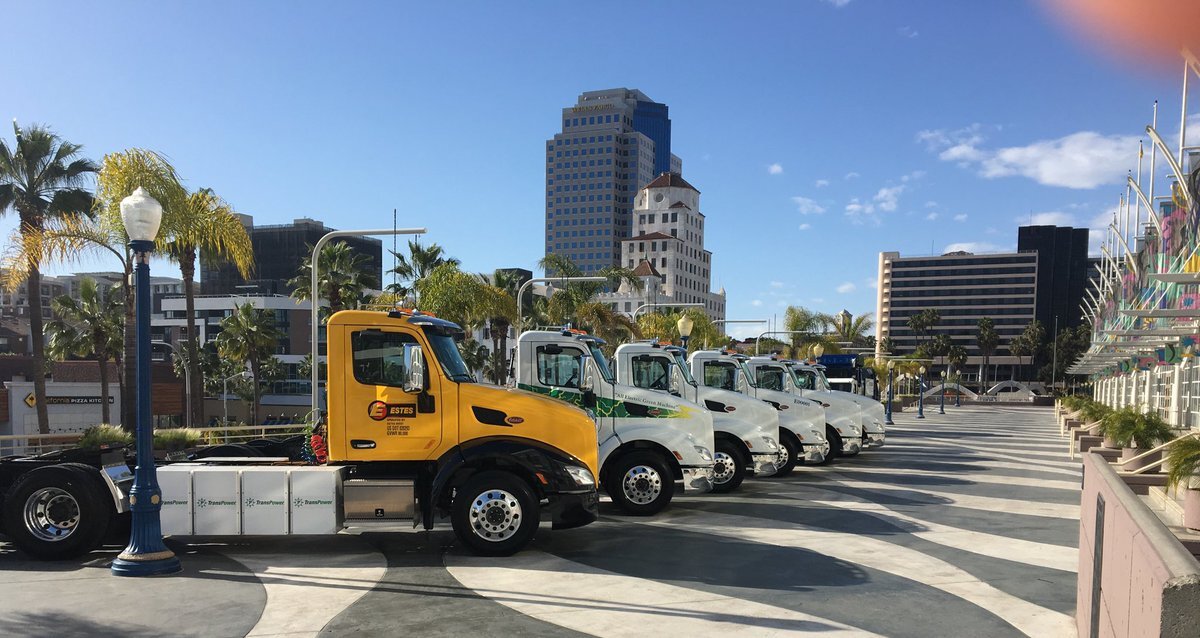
[544,89,678,271]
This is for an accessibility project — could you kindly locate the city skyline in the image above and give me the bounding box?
[4,1,1194,338]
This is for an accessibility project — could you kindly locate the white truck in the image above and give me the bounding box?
[690,350,830,475]
[747,356,864,458]
[612,341,779,492]
[787,361,886,449]
[515,329,715,515]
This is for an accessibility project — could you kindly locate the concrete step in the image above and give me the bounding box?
[1079,435,1105,453]
[1092,447,1121,462]
[1117,471,1167,494]
[1145,487,1200,559]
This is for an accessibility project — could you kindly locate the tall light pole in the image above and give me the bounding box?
[111,188,180,577]
[939,370,946,415]
[754,330,813,355]
[515,276,607,332]
[885,360,895,425]
[309,227,425,418]
[632,301,704,318]
[676,314,694,351]
[917,365,926,420]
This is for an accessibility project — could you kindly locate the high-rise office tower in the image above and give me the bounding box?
[1016,225,1091,331]
[544,88,682,272]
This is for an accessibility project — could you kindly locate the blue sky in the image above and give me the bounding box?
[3,0,1192,338]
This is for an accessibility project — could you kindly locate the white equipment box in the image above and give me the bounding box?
[156,465,345,536]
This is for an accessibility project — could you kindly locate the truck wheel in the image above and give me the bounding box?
[772,432,800,477]
[826,426,843,460]
[606,451,675,516]
[3,464,113,560]
[711,441,746,493]
[451,471,540,557]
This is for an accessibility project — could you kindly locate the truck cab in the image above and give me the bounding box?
[690,350,829,475]
[613,341,779,492]
[787,361,886,449]
[515,329,715,516]
[747,356,864,458]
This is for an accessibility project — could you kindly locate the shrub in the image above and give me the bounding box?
[1080,400,1112,425]
[1102,407,1174,449]
[78,424,133,450]
[1166,436,1200,489]
[153,428,203,451]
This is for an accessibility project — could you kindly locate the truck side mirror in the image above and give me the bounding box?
[404,345,426,394]
[578,355,594,393]
[668,365,682,397]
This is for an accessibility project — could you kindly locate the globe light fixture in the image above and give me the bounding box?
[885,359,896,425]
[112,188,180,577]
[813,343,825,360]
[939,370,946,414]
[676,314,694,351]
[917,366,927,419]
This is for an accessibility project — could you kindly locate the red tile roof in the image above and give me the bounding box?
[630,259,661,277]
[644,172,699,193]
[668,201,691,209]
[620,232,677,242]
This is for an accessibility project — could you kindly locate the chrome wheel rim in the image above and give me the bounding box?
[24,487,80,542]
[777,444,790,467]
[713,452,736,484]
[468,489,522,542]
[622,465,662,505]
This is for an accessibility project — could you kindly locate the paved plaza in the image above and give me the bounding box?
[1,405,1080,637]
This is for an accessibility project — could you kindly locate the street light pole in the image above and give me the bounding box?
[112,187,180,577]
[632,301,705,318]
[917,366,926,419]
[753,330,814,355]
[676,314,694,351]
[885,360,895,425]
[309,227,426,419]
[939,370,946,415]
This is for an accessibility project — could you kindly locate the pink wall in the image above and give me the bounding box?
[1078,453,1200,637]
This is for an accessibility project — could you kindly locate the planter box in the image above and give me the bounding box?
[1121,448,1162,472]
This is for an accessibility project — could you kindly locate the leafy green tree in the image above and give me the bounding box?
[214,303,284,425]
[0,122,97,433]
[1009,320,1045,381]
[976,317,1000,389]
[289,241,380,321]
[782,306,837,357]
[878,336,896,356]
[45,278,123,424]
[906,308,940,352]
[922,333,953,369]
[388,238,459,296]
[537,253,641,325]
[165,188,254,426]
[947,344,968,378]
[637,309,724,353]
[832,311,874,346]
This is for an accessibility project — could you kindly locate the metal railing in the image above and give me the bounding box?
[0,424,309,458]
[1116,430,1200,475]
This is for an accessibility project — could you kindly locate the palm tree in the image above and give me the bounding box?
[907,308,940,352]
[832,311,874,346]
[976,317,999,390]
[289,241,380,321]
[164,188,254,427]
[537,253,641,325]
[575,301,640,351]
[480,269,523,384]
[783,306,837,358]
[44,278,123,424]
[389,238,459,296]
[214,303,283,426]
[0,122,97,433]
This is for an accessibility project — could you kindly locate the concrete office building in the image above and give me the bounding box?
[545,88,683,272]
[598,173,726,322]
[875,250,1035,375]
[201,216,384,296]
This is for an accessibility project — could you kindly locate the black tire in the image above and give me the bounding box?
[826,426,844,459]
[711,440,746,493]
[192,443,263,459]
[451,471,540,556]
[2,464,113,560]
[605,451,675,516]
[771,431,800,477]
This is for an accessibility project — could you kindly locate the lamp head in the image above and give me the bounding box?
[919,366,926,374]
[676,314,694,339]
[813,344,825,358]
[887,360,895,370]
[120,187,163,243]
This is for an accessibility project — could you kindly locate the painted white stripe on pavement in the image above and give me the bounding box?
[911,439,1081,472]
[823,464,1081,491]
[638,510,1075,638]
[445,550,882,637]
[221,546,387,638]
[826,475,1081,520]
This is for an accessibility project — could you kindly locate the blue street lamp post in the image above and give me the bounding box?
[112,188,181,577]
[939,371,946,415]
[954,370,962,407]
[917,366,926,419]
[885,360,895,425]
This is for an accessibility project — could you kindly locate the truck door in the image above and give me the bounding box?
[341,327,443,460]
[532,343,589,408]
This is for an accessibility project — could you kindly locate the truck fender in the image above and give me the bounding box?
[601,424,704,483]
[428,436,589,527]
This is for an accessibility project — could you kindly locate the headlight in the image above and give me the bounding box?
[693,446,713,462]
[763,436,779,451]
[562,464,595,487]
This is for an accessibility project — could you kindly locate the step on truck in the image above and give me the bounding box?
[746,356,864,459]
[690,350,830,475]
[612,341,779,492]
[786,361,886,449]
[0,308,601,559]
[515,328,715,516]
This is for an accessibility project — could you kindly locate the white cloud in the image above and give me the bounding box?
[900,170,926,182]
[798,223,812,231]
[836,282,856,294]
[815,179,830,188]
[943,241,1010,254]
[924,200,938,208]
[919,124,1138,189]
[1024,211,1077,226]
[751,299,763,307]
[768,163,784,175]
[791,196,826,215]
[873,184,905,212]
[770,281,785,288]
[897,26,918,38]
[953,213,968,222]
[844,171,860,180]
[925,212,939,221]
[822,0,852,7]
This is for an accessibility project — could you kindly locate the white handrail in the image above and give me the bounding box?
[1117,431,1200,475]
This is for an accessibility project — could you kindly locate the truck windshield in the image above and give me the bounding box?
[423,330,474,383]
[737,361,758,388]
[588,345,615,384]
[814,368,832,391]
[672,352,698,386]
